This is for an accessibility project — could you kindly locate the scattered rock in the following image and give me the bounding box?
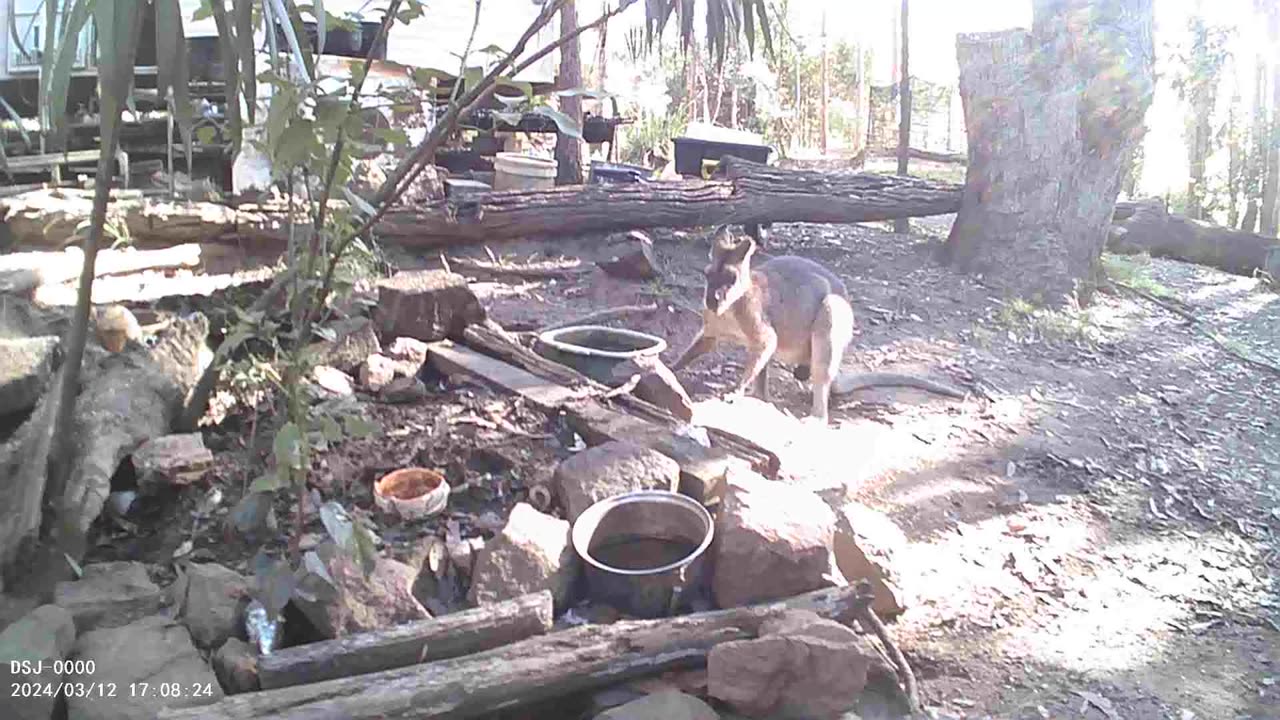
[373,270,486,344]
[386,336,430,368]
[212,637,260,694]
[132,433,214,492]
[597,231,661,280]
[312,365,355,396]
[832,504,909,619]
[92,304,142,352]
[0,605,76,720]
[468,503,578,609]
[0,336,58,415]
[610,355,694,422]
[378,376,428,403]
[309,318,381,374]
[66,614,223,719]
[54,561,164,633]
[711,471,837,608]
[172,562,251,650]
[708,610,874,719]
[554,440,681,522]
[291,548,430,638]
[595,690,720,720]
[359,353,399,391]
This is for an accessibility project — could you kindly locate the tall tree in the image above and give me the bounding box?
[556,0,584,185]
[894,0,911,234]
[944,0,1155,305]
[820,8,829,154]
[1171,10,1231,220]
[1261,1,1279,236]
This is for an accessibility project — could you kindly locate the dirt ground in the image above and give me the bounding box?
[78,210,1280,719]
[382,215,1280,720]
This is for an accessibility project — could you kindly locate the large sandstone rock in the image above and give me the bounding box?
[0,336,58,415]
[0,605,76,720]
[832,503,910,619]
[554,441,681,522]
[610,356,694,422]
[594,690,720,720]
[212,637,259,694]
[172,563,251,649]
[54,561,164,633]
[132,433,214,492]
[358,353,399,391]
[308,318,381,374]
[468,503,578,609]
[708,610,874,719]
[373,270,486,343]
[291,549,430,638]
[66,614,223,720]
[711,471,837,608]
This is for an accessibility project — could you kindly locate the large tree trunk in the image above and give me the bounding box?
[1262,4,1280,237]
[893,0,911,235]
[1109,199,1280,277]
[554,0,583,185]
[159,586,866,720]
[376,158,963,246]
[944,0,1155,305]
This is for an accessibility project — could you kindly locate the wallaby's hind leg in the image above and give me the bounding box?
[672,331,715,371]
[732,328,777,400]
[809,295,854,422]
[753,363,770,401]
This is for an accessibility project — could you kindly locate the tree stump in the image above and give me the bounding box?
[944,0,1155,305]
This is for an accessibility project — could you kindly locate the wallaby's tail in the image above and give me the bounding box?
[831,372,965,399]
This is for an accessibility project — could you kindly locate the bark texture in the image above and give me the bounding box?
[945,0,1155,305]
[554,0,583,185]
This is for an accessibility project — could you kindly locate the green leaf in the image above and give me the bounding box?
[274,118,318,171]
[318,414,344,443]
[342,415,377,440]
[411,67,453,87]
[475,43,507,56]
[530,105,582,139]
[209,0,243,153]
[192,0,214,22]
[371,127,409,147]
[195,126,218,145]
[270,0,315,82]
[351,521,378,578]
[43,0,96,145]
[95,0,146,148]
[155,0,195,154]
[273,421,305,472]
[248,471,286,494]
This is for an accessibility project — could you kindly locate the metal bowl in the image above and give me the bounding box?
[571,490,714,618]
[534,325,667,385]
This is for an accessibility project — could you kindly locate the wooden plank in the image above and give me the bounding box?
[159,586,865,720]
[426,340,585,411]
[258,591,554,690]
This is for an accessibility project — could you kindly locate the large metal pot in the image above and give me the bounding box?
[571,490,714,618]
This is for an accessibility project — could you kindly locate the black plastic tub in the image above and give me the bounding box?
[672,136,771,176]
[588,161,650,185]
[278,21,387,59]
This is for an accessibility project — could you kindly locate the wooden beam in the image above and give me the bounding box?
[258,591,554,690]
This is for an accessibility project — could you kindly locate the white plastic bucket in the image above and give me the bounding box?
[494,152,558,191]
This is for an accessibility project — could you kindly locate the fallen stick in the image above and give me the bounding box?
[257,591,554,690]
[539,303,660,332]
[446,255,591,280]
[159,586,865,720]
[851,581,922,715]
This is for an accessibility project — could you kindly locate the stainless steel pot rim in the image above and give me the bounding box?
[571,490,714,577]
[536,324,668,360]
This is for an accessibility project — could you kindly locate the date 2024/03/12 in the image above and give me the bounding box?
[10,661,216,700]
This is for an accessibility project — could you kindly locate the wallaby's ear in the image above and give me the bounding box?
[722,233,755,266]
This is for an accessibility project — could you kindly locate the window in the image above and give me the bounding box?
[8,0,95,72]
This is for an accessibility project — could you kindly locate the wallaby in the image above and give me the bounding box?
[672,226,964,423]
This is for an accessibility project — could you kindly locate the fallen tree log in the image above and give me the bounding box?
[159,585,864,720]
[377,157,966,246]
[1109,199,1280,277]
[0,244,204,296]
[258,591,553,690]
[0,314,209,569]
